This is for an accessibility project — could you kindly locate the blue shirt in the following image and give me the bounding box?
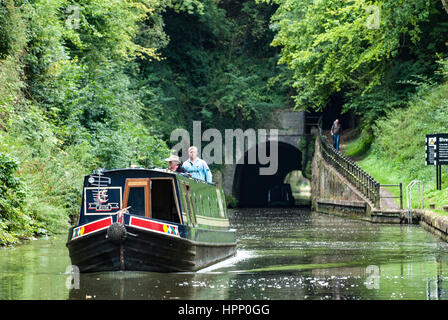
[182,158,212,183]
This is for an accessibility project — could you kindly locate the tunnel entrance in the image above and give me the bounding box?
[233,141,303,207]
[304,92,359,133]
[284,170,311,206]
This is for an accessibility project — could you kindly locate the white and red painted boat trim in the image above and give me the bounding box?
[129,216,180,238]
[72,216,113,240]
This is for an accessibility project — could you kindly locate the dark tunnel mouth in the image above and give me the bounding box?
[233,141,304,208]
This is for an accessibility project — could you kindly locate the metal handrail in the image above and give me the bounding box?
[317,117,380,208]
[380,183,403,209]
[406,180,423,223]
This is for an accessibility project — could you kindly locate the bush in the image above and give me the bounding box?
[0,152,25,215]
[372,80,447,183]
[360,64,448,208]
[225,194,238,208]
[0,152,38,245]
[344,127,374,159]
[298,134,315,179]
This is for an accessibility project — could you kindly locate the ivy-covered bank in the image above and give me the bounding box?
[2,0,448,245]
[345,71,448,212]
[0,0,288,245]
[342,66,448,242]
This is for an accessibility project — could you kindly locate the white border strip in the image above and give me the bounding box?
[129,216,180,238]
[72,216,112,240]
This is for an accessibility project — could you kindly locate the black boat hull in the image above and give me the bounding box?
[67,226,237,273]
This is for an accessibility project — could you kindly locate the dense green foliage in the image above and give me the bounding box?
[264,0,448,207]
[0,153,34,244]
[0,0,188,245]
[140,0,289,137]
[2,0,448,245]
[264,0,447,121]
[298,134,315,179]
[367,71,448,188]
[0,0,289,245]
[347,71,448,208]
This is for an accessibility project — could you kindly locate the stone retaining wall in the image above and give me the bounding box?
[315,199,369,220]
[414,209,448,242]
[311,137,374,219]
[311,135,448,238]
[311,138,369,206]
[311,137,402,223]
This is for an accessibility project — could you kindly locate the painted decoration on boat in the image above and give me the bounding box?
[129,216,180,237]
[84,187,122,215]
[72,217,112,240]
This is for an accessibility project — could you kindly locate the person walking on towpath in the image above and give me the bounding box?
[331,119,342,151]
[182,146,213,183]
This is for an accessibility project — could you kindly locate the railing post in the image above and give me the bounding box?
[399,182,403,209]
[376,182,381,208]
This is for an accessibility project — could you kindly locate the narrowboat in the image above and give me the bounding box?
[66,167,237,273]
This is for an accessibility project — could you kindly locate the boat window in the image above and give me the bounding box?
[216,198,221,217]
[183,184,197,225]
[178,183,189,224]
[151,179,181,224]
[188,186,197,224]
[200,194,204,215]
[216,189,225,218]
[192,193,199,220]
[123,178,150,217]
[127,187,146,216]
[208,195,213,217]
[211,194,218,218]
[183,184,191,222]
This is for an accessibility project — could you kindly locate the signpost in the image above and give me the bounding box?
[426,134,448,190]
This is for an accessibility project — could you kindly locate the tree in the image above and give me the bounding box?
[441,0,448,14]
[263,0,435,112]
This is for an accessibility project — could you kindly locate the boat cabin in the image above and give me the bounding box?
[77,167,229,230]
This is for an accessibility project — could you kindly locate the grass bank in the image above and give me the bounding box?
[342,79,448,217]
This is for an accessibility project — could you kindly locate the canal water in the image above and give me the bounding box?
[1,208,448,300]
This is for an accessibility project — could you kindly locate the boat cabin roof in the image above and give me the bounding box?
[76,167,227,228]
[89,167,216,186]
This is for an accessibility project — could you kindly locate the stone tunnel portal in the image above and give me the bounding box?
[233,141,302,207]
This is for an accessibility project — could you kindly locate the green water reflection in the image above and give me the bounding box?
[1,208,448,299]
[0,236,71,299]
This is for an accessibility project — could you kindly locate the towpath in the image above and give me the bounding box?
[324,128,401,210]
